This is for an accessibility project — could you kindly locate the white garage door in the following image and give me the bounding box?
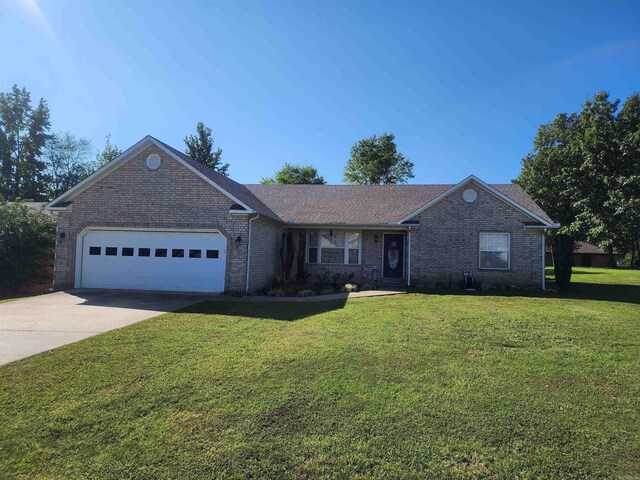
[79,230,226,292]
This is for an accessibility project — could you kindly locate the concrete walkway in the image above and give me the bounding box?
[0,290,207,366]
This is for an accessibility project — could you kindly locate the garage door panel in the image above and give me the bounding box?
[80,230,226,292]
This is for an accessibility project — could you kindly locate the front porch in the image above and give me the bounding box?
[285,227,414,287]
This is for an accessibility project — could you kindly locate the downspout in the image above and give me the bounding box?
[541,228,547,290]
[245,214,260,292]
[407,227,412,287]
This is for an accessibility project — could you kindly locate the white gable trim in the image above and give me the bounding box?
[45,135,255,213]
[397,175,555,227]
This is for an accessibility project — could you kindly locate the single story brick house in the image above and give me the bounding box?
[45,135,558,293]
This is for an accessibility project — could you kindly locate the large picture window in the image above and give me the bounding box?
[307,230,361,265]
[479,233,510,270]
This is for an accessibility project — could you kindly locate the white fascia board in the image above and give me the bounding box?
[524,223,561,230]
[45,135,255,214]
[397,175,555,227]
[283,223,411,230]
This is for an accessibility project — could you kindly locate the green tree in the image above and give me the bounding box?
[0,85,51,201]
[93,134,123,170]
[184,122,229,176]
[0,201,55,295]
[517,90,640,271]
[515,112,582,236]
[261,163,326,184]
[344,133,414,185]
[615,93,640,267]
[44,132,92,198]
[571,92,622,266]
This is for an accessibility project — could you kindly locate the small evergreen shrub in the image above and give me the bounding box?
[342,283,359,293]
[320,287,336,295]
[266,288,286,297]
[297,289,315,297]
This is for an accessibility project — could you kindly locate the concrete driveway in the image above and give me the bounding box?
[0,290,208,366]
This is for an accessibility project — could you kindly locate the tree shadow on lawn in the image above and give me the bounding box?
[413,282,640,306]
[176,298,349,321]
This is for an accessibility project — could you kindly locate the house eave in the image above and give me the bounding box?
[524,222,560,230]
[283,222,414,230]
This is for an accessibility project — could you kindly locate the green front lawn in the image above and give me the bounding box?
[1,269,639,478]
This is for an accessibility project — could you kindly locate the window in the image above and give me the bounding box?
[206,249,219,259]
[89,246,101,255]
[138,248,151,257]
[172,249,184,258]
[479,233,510,270]
[189,249,201,258]
[155,248,167,257]
[105,247,117,256]
[307,230,361,265]
[122,247,134,257]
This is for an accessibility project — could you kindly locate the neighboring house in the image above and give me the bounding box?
[45,136,558,293]
[546,242,617,268]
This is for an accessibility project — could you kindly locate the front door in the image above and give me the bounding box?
[383,234,404,278]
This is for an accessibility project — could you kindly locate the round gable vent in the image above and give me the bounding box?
[463,188,477,203]
[146,153,161,171]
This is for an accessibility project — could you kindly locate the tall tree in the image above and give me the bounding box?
[344,133,414,185]
[184,122,229,176]
[517,90,640,270]
[516,112,582,236]
[44,132,92,198]
[571,92,622,265]
[0,85,51,200]
[261,163,326,184]
[615,93,640,267]
[93,134,123,170]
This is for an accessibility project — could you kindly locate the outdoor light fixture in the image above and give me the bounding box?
[374,234,379,244]
[329,230,333,237]
[235,236,242,248]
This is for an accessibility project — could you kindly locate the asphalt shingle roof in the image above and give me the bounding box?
[152,138,281,222]
[245,183,554,225]
[155,137,554,226]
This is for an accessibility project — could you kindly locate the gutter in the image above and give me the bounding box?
[245,214,260,292]
[524,223,560,230]
[541,227,547,290]
[407,227,412,287]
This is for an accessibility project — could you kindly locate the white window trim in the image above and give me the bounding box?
[306,229,362,265]
[478,232,511,271]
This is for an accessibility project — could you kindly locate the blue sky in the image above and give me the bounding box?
[1,0,638,184]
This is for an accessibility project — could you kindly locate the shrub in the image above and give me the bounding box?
[313,267,334,288]
[297,289,315,297]
[270,273,287,289]
[266,287,286,297]
[320,287,336,295]
[342,283,359,293]
[0,201,55,296]
[313,267,356,290]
